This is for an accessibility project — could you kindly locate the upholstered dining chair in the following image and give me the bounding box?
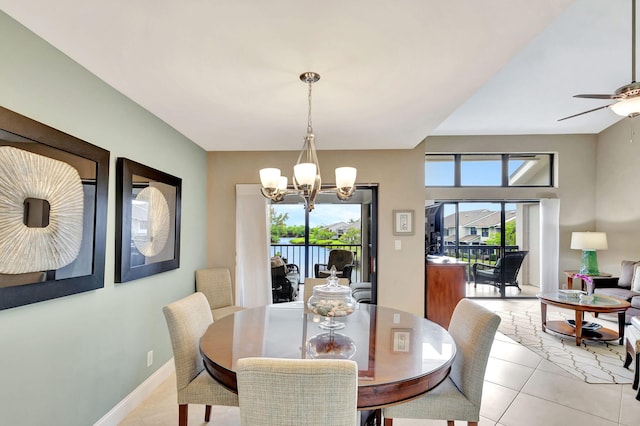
[162,292,238,426]
[302,277,350,304]
[195,267,245,320]
[383,299,501,426]
[236,357,358,426]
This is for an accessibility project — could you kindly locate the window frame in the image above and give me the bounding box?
[425,153,554,188]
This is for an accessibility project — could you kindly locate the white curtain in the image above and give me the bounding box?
[235,184,272,307]
[539,198,560,293]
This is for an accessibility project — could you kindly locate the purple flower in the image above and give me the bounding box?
[574,273,593,283]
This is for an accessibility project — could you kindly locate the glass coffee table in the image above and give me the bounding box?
[538,292,630,346]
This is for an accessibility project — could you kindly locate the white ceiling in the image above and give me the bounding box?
[0,0,635,151]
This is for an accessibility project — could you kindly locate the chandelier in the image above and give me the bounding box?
[259,72,357,212]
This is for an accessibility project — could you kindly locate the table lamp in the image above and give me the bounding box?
[570,231,608,275]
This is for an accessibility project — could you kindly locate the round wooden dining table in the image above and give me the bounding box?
[199,302,456,410]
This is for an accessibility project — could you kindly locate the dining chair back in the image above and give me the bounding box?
[195,267,245,320]
[162,292,238,426]
[236,357,358,426]
[383,298,501,426]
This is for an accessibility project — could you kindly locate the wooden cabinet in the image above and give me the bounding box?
[426,257,467,329]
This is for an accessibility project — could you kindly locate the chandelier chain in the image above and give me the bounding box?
[307,79,313,135]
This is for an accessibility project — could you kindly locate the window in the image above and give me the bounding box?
[482,228,489,237]
[461,154,501,186]
[425,155,455,186]
[425,153,553,187]
[470,227,477,235]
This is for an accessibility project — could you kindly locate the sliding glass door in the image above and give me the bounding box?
[269,186,378,301]
[428,200,539,299]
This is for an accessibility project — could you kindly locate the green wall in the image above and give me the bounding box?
[0,11,207,425]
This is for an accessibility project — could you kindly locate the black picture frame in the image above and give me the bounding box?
[0,106,110,310]
[115,158,182,283]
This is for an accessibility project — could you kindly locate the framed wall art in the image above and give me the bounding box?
[115,158,182,283]
[0,106,110,310]
[393,209,414,236]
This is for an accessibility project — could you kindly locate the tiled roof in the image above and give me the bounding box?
[443,209,516,228]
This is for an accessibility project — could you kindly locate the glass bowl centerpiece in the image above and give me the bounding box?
[307,266,356,330]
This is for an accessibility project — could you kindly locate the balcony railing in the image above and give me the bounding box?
[441,244,520,282]
[270,243,362,283]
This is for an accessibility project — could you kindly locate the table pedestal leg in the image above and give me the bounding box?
[540,302,547,332]
[574,310,583,346]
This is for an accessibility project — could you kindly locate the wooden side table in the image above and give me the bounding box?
[538,292,630,346]
[563,270,615,290]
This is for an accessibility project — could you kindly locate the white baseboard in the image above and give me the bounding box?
[94,358,175,426]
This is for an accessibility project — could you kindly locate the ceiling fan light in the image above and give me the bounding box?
[610,97,640,117]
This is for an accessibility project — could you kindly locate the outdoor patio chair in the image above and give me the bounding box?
[472,250,528,291]
[314,249,355,283]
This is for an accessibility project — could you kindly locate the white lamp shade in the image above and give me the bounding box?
[260,168,281,188]
[294,163,317,186]
[610,97,640,117]
[335,167,357,188]
[277,176,288,191]
[570,232,608,250]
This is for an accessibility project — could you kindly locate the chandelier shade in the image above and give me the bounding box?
[259,72,357,211]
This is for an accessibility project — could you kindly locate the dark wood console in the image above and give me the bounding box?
[426,257,467,329]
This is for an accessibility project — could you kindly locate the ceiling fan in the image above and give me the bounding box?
[559,0,640,121]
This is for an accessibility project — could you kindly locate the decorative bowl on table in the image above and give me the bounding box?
[558,289,583,301]
[307,267,356,330]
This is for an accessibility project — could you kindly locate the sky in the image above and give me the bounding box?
[425,158,524,186]
[272,203,361,228]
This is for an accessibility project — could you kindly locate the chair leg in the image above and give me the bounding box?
[205,404,212,421]
[624,351,633,369]
[634,353,640,391]
[468,422,478,426]
[447,421,455,426]
[178,404,188,426]
[383,418,393,426]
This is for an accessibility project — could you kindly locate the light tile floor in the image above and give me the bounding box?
[120,299,640,426]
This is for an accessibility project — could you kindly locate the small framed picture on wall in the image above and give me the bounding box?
[393,210,414,235]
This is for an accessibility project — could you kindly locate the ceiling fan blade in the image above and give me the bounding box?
[573,94,617,99]
[557,104,612,122]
